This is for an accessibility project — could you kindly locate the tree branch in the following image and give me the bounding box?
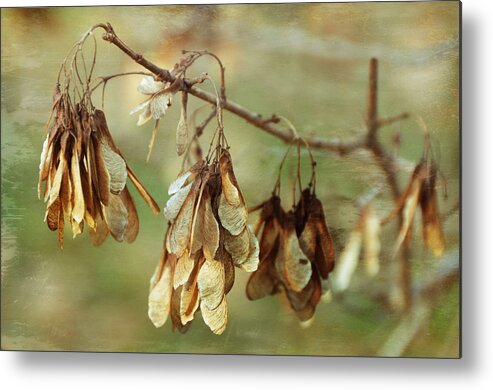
[96,26,419,314]
[97,23,405,156]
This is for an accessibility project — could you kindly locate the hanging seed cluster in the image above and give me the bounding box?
[246,136,336,322]
[392,154,445,258]
[247,188,335,321]
[38,86,160,249]
[148,149,259,334]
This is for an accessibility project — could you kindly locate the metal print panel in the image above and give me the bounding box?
[0,1,460,357]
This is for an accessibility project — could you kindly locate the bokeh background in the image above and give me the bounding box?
[1,2,459,357]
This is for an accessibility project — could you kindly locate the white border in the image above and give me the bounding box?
[2,0,493,389]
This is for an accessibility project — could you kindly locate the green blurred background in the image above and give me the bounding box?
[1,2,459,357]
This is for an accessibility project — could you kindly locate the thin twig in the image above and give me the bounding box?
[97,23,390,155]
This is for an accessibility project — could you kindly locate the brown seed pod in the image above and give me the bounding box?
[39,95,160,249]
[150,147,258,335]
[246,155,336,322]
[392,157,445,258]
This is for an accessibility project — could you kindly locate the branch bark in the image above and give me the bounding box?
[96,23,407,156]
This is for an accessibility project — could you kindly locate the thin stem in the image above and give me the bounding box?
[90,71,154,94]
[195,105,217,137]
[183,50,226,102]
[273,142,295,196]
[146,119,160,163]
[296,141,303,197]
[99,24,386,155]
[88,33,98,83]
[367,57,378,136]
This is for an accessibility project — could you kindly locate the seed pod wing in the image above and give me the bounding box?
[173,252,195,289]
[121,187,139,243]
[170,286,192,334]
[179,256,202,325]
[164,182,193,221]
[101,142,127,195]
[246,259,277,300]
[89,214,109,246]
[71,147,85,225]
[277,213,312,292]
[420,163,445,257]
[148,259,173,328]
[168,171,192,195]
[102,193,129,242]
[217,149,248,235]
[167,177,201,256]
[202,191,220,261]
[197,259,225,311]
[200,296,227,335]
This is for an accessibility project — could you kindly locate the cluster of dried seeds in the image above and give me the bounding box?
[332,141,446,293]
[148,149,259,334]
[38,87,160,249]
[393,154,445,258]
[246,135,336,322]
[247,188,335,322]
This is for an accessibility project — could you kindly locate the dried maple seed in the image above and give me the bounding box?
[247,187,336,320]
[392,157,445,258]
[39,98,159,249]
[149,147,258,334]
[362,204,381,277]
